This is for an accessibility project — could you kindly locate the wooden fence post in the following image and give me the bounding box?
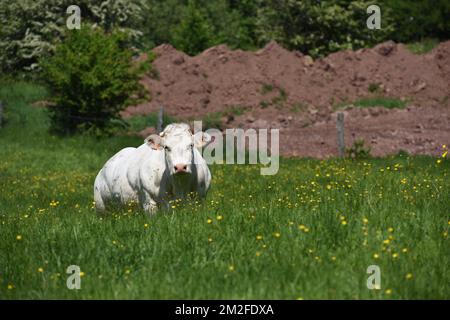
[337,112,345,157]
[156,105,164,134]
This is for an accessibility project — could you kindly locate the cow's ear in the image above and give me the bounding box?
[194,131,213,148]
[145,134,163,150]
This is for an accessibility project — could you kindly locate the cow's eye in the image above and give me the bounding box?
[190,143,194,149]
[164,146,171,152]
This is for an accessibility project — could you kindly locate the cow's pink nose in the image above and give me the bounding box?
[174,164,187,173]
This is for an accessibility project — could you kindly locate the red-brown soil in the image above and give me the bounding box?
[125,40,450,158]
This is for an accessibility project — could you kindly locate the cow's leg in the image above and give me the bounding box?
[94,176,107,212]
[143,200,158,215]
[140,191,158,215]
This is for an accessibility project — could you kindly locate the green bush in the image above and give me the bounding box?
[346,139,372,159]
[41,26,148,135]
[255,0,394,57]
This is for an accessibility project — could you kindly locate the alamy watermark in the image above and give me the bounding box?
[66,265,81,289]
[366,5,381,30]
[66,5,81,30]
[193,121,279,176]
[367,265,381,290]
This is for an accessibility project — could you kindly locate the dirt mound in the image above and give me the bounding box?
[125,40,450,157]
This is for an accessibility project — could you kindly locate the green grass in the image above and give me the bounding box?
[272,88,288,109]
[261,83,274,94]
[335,97,408,110]
[126,113,177,133]
[353,97,407,109]
[224,105,250,117]
[368,83,381,94]
[406,38,439,54]
[199,111,223,130]
[1,81,449,299]
[290,102,308,113]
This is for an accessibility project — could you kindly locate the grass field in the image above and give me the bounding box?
[0,81,449,299]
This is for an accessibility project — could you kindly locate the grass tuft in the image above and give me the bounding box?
[406,38,439,54]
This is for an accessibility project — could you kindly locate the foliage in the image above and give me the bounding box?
[406,38,439,54]
[346,138,372,159]
[354,97,407,109]
[171,0,214,56]
[224,105,250,117]
[255,0,394,57]
[1,81,449,299]
[379,0,450,43]
[40,26,148,135]
[1,0,449,73]
[200,111,224,130]
[0,0,145,73]
[141,0,258,53]
[261,83,274,94]
[125,112,178,133]
[368,83,381,93]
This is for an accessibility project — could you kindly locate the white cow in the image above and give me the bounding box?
[94,123,212,214]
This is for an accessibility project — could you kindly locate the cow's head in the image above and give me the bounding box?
[145,123,211,175]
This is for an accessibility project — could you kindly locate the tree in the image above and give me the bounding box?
[0,0,145,74]
[172,0,214,56]
[41,26,147,135]
[255,0,394,57]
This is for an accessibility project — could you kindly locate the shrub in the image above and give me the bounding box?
[41,26,148,135]
[346,139,371,159]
